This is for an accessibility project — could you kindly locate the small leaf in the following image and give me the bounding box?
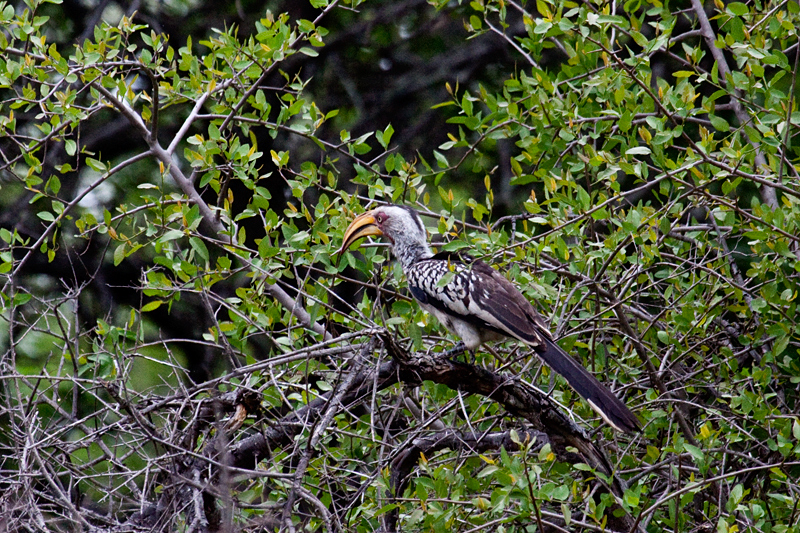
[190,237,209,262]
[113,244,126,266]
[684,443,705,464]
[626,146,651,156]
[160,229,185,242]
[624,489,640,507]
[13,292,32,305]
[436,271,455,288]
[141,300,163,312]
[433,150,449,169]
[710,114,730,132]
[377,124,394,149]
[727,2,748,15]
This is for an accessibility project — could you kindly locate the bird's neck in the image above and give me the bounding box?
[393,240,433,270]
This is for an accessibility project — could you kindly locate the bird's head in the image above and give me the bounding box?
[339,205,432,268]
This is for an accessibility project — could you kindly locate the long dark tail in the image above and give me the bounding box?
[535,337,640,433]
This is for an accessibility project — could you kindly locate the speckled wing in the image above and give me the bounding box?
[466,259,640,432]
[405,253,507,338]
[465,259,551,346]
[406,252,640,433]
[405,252,549,343]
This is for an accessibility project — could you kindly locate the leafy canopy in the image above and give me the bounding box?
[1,0,799,530]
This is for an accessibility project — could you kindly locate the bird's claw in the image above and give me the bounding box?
[443,342,476,364]
[443,341,465,359]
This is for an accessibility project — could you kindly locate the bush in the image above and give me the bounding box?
[1,0,799,531]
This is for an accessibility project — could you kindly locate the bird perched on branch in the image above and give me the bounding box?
[339,204,640,433]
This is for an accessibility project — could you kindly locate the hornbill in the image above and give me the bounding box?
[339,205,640,433]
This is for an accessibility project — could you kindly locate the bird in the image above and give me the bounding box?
[338,204,640,433]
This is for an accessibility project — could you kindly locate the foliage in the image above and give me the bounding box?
[1,0,799,531]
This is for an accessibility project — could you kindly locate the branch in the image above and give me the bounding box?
[130,329,639,529]
[379,334,620,477]
[92,80,332,341]
[386,428,546,532]
[4,150,152,294]
[689,0,778,208]
[229,354,399,470]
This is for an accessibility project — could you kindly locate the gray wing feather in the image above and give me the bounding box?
[466,260,550,346]
[406,256,640,433]
[466,260,640,433]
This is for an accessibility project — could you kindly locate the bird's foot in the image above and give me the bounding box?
[443,342,475,364]
[443,341,466,359]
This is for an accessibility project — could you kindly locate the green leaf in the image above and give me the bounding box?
[727,2,748,16]
[441,240,470,251]
[86,157,106,172]
[377,124,394,149]
[13,292,32,305]
[510,174,538,186]
[189,237,209,262]
[683,443,705,464]
[113,244,126,266]
[624,489,640,507]
[258,238,279,259]
[626,146,651,156]
[551,484,569,501]
[141,300,163,312]
[436,271,455,288]
[709,114,730,132]
[433,150,449,169]
[160,229,185,242]
[46,176,61,195]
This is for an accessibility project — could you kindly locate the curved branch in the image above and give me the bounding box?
[386,427,546,532]
[378,334,622,478]
[134,326,638,529]
[688,0,777,207]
